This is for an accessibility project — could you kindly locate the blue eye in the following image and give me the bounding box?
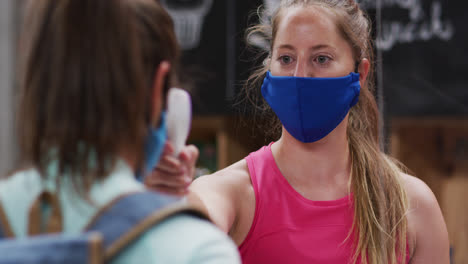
[316,55,330,64]
[279,55,293,65]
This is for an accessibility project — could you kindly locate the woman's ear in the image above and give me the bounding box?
[151,61,171,126]
[358,58,370,86]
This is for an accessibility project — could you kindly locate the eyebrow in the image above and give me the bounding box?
[276,44,335,51]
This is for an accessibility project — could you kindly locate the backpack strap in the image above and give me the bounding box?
[84,191,210,261]
[0,200,14,239]
[0,231,104,264]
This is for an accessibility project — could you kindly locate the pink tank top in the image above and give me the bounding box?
[239,144,410,264]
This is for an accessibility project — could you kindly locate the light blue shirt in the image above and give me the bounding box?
[0,161,240,264]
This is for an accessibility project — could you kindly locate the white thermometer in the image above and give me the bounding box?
[166,88,192,157]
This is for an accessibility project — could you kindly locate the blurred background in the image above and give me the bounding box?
[0,0,467,262]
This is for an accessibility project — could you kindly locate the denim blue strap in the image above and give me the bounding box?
[0,232,103,264]
[85,191,209,261]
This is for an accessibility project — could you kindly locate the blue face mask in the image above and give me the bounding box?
[261,71,361,143]
[136,112,167,181]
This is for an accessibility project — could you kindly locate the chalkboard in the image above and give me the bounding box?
[163,0,468,116]
[361,0,468,116]
[162,0,232,115]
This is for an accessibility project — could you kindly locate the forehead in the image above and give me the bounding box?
[274,6,344,48]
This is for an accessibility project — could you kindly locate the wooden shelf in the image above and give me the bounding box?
[390,117,468,263]
[188,116,260,170]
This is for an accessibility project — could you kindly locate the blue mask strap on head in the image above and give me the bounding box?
[136,112,167,182]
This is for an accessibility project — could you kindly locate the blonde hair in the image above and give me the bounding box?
[245,1,409,263]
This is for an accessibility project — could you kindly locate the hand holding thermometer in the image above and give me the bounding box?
[166,88,192,157]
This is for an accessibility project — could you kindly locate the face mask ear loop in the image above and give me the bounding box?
[354,61,360,73]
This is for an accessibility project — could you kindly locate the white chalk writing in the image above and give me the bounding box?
[250,0,455,52]
[357,0,424,20]
[375,2,454,50]
[358,0,455,51]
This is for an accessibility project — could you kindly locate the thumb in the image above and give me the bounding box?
[179,145,199,164]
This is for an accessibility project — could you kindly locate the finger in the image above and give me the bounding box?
[163,155,182,167]
[146,170,188,185]
[146,184,189,196]
[155,155,184,174]
[146,178,190,189]
[146,170,191,187]
[178,145,199,181]
[179,145,199,164]
[162,142,174,155]
[156,163,184,175]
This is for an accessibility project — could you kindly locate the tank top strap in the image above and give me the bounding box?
[244,143,276,198]
[241,143,275,252]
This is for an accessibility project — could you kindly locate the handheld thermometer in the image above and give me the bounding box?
[166,88,192,157]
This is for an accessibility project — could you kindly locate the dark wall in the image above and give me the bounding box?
[162,0,266,116]
[368,0,468,116]
[162,0,229,115]
[163,0,468,117]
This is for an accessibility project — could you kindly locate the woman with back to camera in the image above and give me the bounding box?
[0,0,240,263]
[147,0,450,263]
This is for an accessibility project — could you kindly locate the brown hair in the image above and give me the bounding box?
[245,1,408,263]
[17,0,179,190]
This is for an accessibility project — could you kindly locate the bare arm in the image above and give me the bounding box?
[405,175,450,264]
[189,173,237,233]
[189,160,254,239]
[146,143,255,244]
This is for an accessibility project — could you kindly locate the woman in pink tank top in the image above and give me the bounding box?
[147,1,450,263]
